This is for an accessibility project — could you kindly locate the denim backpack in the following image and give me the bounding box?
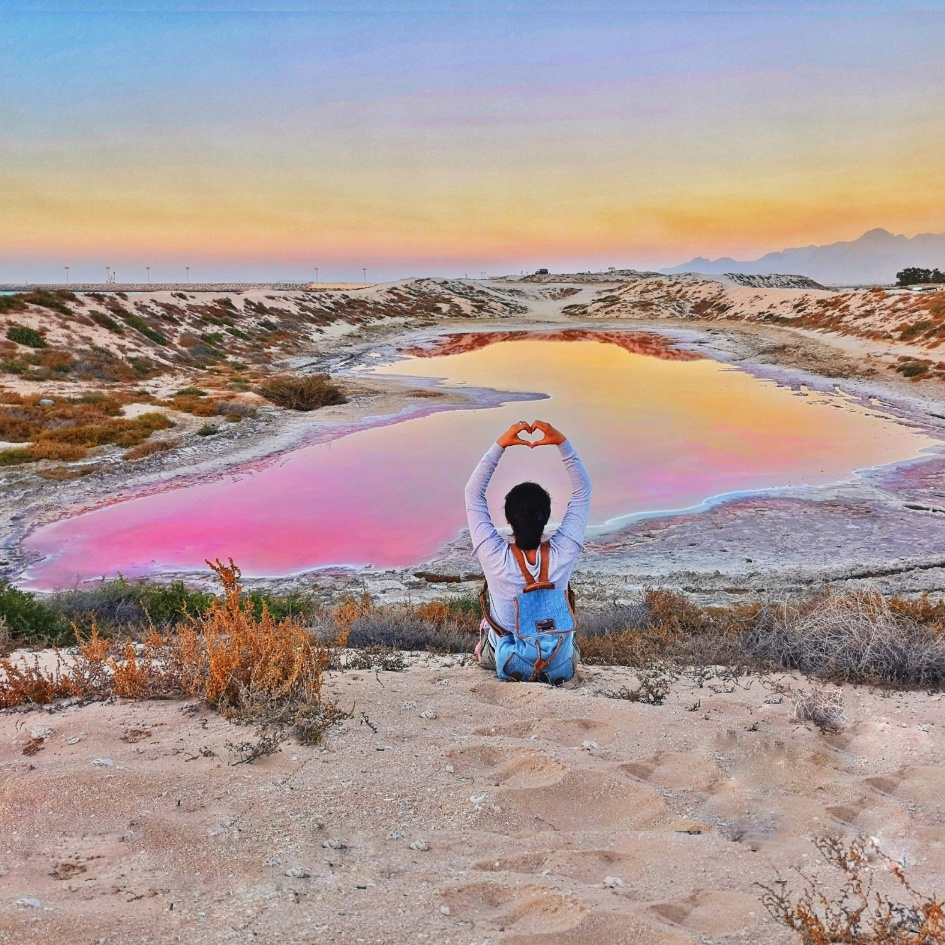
[479,541,577,684]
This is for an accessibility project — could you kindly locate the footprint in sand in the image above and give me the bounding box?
[619,751,721,791]
[441,881,585,936]
[446,745,570,789]
[473,848,641,886]
[495,770,668,832]
[649,889,762,936]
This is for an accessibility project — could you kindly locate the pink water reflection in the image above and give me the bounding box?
[23,335,937,588]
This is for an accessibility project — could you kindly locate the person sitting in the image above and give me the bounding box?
[464,420,591,678]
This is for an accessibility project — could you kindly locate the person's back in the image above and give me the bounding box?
[464,420,592,675]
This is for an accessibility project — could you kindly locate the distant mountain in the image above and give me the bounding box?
[662,228,945,285]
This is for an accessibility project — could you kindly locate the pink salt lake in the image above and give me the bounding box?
[22,333,938,589]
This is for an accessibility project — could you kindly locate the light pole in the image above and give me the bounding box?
[314,267,318,285]
[185,266,190,284]
[64,266,69,285]
[105,266,110,284]
[146,266,151,284]
[362,267,367,283]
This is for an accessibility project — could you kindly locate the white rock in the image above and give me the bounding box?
[409,839,430,851]
[91,758,114,768]
[285,866,310,879]
[438,679,450,686]
[603,876,624,888]
[444,764,455,774]
[387,830,405,841]
[264,857,281,868]
[470,793,488,806]
[30,726,53,740]
[67,736,83,745]
[322,838,347,850]
[419,709,437,720]
[439,905,451,915]
[402,701,418,711]
[582,740,599,751]
[16,898,41,908]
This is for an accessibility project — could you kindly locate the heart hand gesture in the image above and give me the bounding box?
[528,420,566,448]
[496,420,567,449]
[497,420,534,448]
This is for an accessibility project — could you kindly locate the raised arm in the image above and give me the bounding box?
[530,421,591,553]
[464,421,532,556]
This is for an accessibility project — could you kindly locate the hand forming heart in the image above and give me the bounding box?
[496,420,567,449]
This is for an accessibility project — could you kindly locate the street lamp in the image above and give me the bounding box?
[146,266,151,284]
[362,267,367,283]
[185,266,190,284]
[64,266,69,285]
[105,266,111,284]
[314,267,318,285]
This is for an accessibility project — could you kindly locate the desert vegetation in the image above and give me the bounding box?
[3,572,944,691]
[0,561,344,741]
[256,373,347,410]
[760,835,944,944]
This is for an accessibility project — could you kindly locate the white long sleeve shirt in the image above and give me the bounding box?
[464,439,592,637]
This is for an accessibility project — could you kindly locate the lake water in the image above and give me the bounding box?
[22,331,938,589]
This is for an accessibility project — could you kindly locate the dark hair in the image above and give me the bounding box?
[504,481,551,551]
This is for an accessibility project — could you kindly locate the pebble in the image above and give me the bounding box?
[419,709,437,720]
[31,726,53,740]
[438,680,450,687]
[444,764,455,774]
[67,736,83,745]
[603,876,624,889]
[285,867,311,879]
[409,839,430,852]
[582,740,599,751]
[16,898,41,908]
[322,838,347,850]
[387,830,405,841]
[264,857,281,868]
[439,905,451,916]
[470,793,488,806]
[38,399,54,406]
[402,701,417,711]
[91,758,114,768]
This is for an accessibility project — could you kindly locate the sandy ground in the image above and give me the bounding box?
[1,659,943,944]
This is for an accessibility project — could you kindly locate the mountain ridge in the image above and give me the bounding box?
[662,228,945,285]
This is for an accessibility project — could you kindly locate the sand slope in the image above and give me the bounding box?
[1,658,943,944]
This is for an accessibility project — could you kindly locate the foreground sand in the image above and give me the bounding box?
[2,658,943,944]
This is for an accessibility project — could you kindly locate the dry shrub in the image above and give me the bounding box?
[747,589,945,686]
[580,589,756,668]
[0,560,343,742]
[37,464,100,481]
[759,836,944,944]
[332,593,374,646]
[29,440,88,462]
[176,560,342,738]
[257,373,346,411]
[794,686,846,733]
[124,438,180,461]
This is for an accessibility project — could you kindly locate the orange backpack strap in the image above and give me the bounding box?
[479,580,510,637]
[511,542,555,592]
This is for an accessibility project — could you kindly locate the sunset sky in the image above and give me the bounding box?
[2,1,944,283]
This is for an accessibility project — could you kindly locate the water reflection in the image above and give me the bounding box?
[23,333,937,588]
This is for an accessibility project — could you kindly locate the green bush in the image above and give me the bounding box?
[176,387,206,397]
[898,361,930,378]
[89,310,125,334]
[257,373,347,411]
[0,448,36,466]
[6,325,47,348]
[0,581,72,644]
[119,313,168,346]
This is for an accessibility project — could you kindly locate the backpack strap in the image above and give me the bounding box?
[479,579,511,637]
[511,541,555,593]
